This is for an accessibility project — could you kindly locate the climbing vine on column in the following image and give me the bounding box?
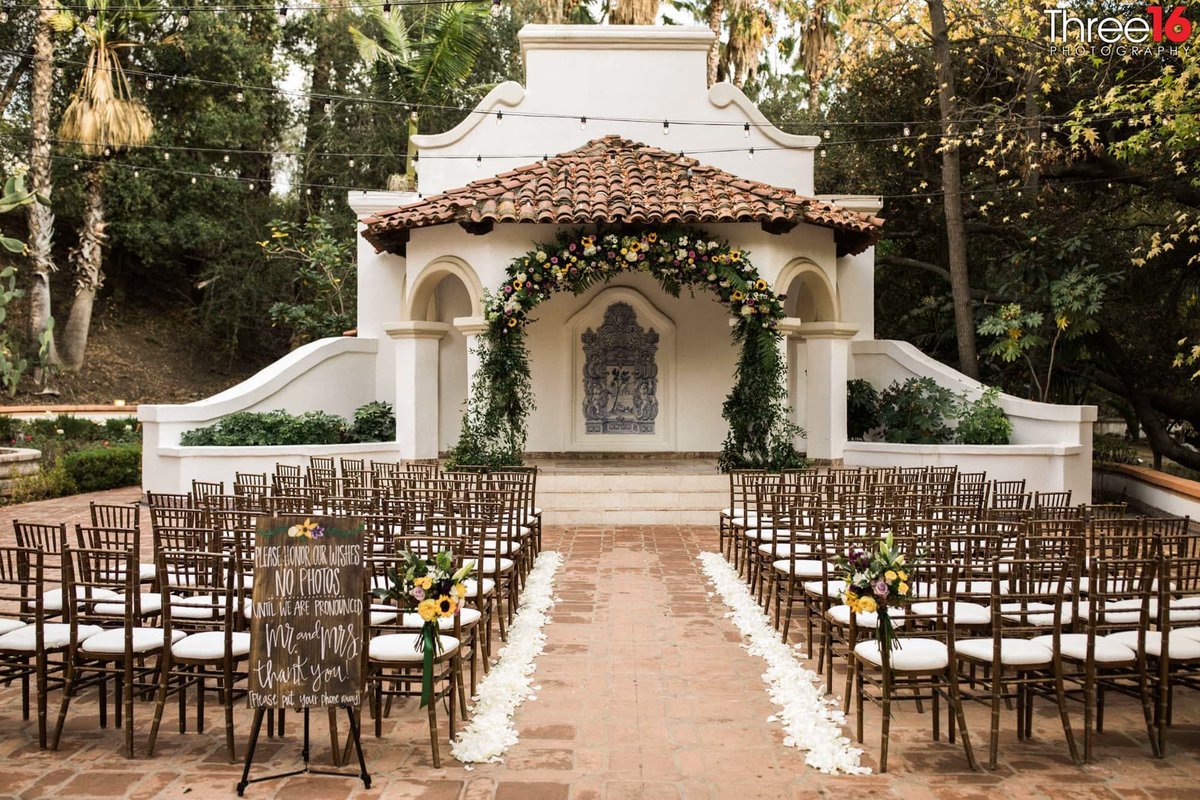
[447,224,805,470]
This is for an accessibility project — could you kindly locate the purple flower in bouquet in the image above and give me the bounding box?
[873,579,889,599]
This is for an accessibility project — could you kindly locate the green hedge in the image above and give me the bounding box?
[60,444,142,493]
[848,379,1013,445]
[179,402,394,446]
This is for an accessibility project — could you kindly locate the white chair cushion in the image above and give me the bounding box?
[370,604,398,626]
[744,528,786,542]
[95,593,164,617]
[1032,633,1135,663]
[81,627,186,655]
[772,559,827,578]
[757,542,811,558]
[1168,598,1200,622]
[855,637,948,671]
[0,623,102,651]
[170,594,233,620]
[482,540,519,555]
[402,607,482,630]
[369,633,459,662]
[956,580,1004,597]
[911,601,991,626]
[955,638,1053,666]
[463,578,495,598]
[827,605,906,629]
[803,579,847,598]
[1174,626,1200,643]
[172,631,250,660]
[479,557,514,574]
[42,587,119,612]
[1000,601,1070,627]
[1077,599,1146,625]
[0,619,26,636]
[1109,630,1200,660]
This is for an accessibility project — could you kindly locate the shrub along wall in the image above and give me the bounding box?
[179,401,395,446]
[847,378,1013,445]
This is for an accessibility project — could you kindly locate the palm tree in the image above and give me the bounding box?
[28,0,60,371]
[351,3,487,187]
[49,0,158,370]
[610,0,660,24]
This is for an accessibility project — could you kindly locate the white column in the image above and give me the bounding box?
[453,315,489,398]
[385,321,449,459]
[797,321,859,462]
[777,317,805,439]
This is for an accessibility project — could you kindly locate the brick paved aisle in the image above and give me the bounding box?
[0,504,1198,799]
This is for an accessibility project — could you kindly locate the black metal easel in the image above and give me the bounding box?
[236,705,371,796]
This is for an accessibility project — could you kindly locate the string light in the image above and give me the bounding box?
[495,110,503,126]
[662,120,670,136]
[223,154,230,163]
[490,0,501,16]
[179,10,189,27]
[744,123,750,138]
[820,147,827,158]
[748,147,754,160]
[236,91,244,103]
[579,116,587,131]
[383,1,390,10]
[823,129,830,139]
[0,11,9,22]
[891,142,899,152]
[903,125,911,136]
[277,3,287,23]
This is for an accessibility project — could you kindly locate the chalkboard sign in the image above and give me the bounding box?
[248,516,365,709]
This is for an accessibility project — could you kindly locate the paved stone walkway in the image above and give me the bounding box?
[0,491,1197,798]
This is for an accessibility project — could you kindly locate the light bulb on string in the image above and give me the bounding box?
[579,116,587,131]
[103,147,111,157]
[891,142,899,152]
[491,0,501,16]
[179,11,189,28]
[495,110,503,126]
[324,102,332,114]
[191,176,197,184]
[348,159,355,167]
[541,154,548,165]
[820,147,827,158]
[903,125,911,136]
[236,91,244,103]
[86,14,95,25]
[146,79,154,90]
[0,11,8,23]
[278,4,288,23]
[476,154,482,167]
[926,197,932,204]
[743,123,750,138]
[748,147,754,161]
[823,129,830,139]
[134,170,140,178]
[164,152,171,161]
[663,120,670,136]
[223,154,230,163]
[383,1,391,11]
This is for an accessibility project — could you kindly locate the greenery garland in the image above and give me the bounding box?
[447,224,805,471]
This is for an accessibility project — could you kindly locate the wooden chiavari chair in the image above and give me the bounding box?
[720,469,767,564]
[89,501,140,531]
[12,522,73,616]
[190,480,224,506]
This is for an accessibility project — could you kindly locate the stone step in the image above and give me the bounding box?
[535,469,727,525]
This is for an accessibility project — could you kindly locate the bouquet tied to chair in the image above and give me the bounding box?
[375,550,474,707]
[836,531,915,652]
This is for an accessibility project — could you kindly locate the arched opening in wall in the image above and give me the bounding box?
[423,273,472,451]
[780,261,840,323]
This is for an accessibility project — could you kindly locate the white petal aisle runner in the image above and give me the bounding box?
[697,551,870,775]
[451,550,564,764]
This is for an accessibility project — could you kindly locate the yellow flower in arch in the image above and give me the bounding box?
[755,279,768,291]
[730,290,745,302]
[730,250,742,262]
[647,232,658,243]
[437,596,457,618]
[512,279,525,290]
[507,317,518,328]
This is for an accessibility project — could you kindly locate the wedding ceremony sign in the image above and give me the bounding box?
[247,516,366,709]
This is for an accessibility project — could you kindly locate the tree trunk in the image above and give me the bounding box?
[298,32,333,223]
[28,0,60,369]
[60,165,106,371]
[0,47,32,118]
[926,0,979,379]
[405,111,419,184]
[707,0,723,87]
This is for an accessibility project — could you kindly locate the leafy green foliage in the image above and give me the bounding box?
[260,217,357,346]
[179,402,394,446]
[60,444,142,493]
[846,379,881,441]
[1093,433,1137,465]
[7,463,78,505]
[878,378,955,445]
[350,401,396,443]
[955,387,1012,445]
[6,415,140,467]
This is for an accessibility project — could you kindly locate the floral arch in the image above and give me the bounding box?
[448,224,805,470]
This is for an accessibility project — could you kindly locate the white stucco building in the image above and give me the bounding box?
[140,24,1096,498]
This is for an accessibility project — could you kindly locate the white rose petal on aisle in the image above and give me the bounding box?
[697,551,870,775]
[451,550,564,764]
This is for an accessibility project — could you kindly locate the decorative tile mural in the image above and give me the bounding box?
[582,302,660,435]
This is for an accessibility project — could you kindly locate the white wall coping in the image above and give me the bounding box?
[138,337,378,424]
[853,339,1097,423]
[0,447,42,464]
[817,194,884,215]
[845,441,1085,457]
[411,82,528,151]
[157,442,398,459]
[349,190,421,218]
[518,24,716,51]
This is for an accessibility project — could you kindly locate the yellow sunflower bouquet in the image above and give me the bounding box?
[835,532,915,651]
[375,549,474,707]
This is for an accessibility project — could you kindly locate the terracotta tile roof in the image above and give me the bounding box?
[362,135,884,256]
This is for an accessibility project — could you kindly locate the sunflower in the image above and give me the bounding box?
[417,598,438,622]
[437,596,457,617]
[647,232,657,243]
[755,279,768,291]
[512,279,525,290]
[730,290,745,302]
[507,317,518,328]
[730,250,741,262]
